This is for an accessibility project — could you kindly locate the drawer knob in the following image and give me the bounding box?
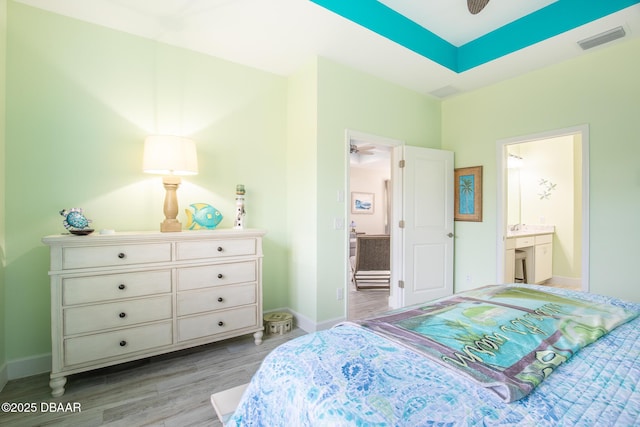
[119,340,127,347]
[217,297,224,302]
[217,273,223,279]
[217,246,223,252]
[118,284,126,290]
[218,321,224,327]
[119,312,126,318]
[118,253,126,259]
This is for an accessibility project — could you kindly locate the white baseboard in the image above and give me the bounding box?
[5,353,51,382]
[316,315,346,331]
[0,362,7,392]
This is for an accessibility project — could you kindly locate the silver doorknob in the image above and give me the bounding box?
[447,232,454,238]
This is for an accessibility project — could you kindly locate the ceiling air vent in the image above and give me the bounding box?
[429,85,460,99]
[577,26,626,50]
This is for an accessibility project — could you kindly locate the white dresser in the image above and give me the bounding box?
[42,229,265,397]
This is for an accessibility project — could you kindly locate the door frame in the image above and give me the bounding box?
[495,124,590,291]
[344,129,403,313]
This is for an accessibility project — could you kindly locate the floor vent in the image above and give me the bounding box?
[578,26,626,50]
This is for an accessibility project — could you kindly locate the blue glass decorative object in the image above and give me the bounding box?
[60,208,94,235]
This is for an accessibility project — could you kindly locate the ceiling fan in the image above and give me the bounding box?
[467,0,490,15]
[350,143,376,155]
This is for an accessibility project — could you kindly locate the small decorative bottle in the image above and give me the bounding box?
[234,184,246,229]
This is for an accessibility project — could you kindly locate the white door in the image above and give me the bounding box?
[394,145,454,307]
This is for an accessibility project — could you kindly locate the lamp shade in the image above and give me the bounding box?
[143,135,198,175]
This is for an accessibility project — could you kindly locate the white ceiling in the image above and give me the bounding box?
[14,0,640,97]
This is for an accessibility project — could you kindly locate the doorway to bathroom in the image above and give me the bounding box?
[496,125,589,291]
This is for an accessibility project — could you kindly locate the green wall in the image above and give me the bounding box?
[0,0,7,377]
[4,2,288,362]
[442,37,640,302]
[286,59,319,321]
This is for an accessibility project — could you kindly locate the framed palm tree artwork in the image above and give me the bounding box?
[454,166,483,222]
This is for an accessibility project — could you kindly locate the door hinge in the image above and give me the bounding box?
[399,220,405,228]
[398,280,405,289]
[399,159,405,168]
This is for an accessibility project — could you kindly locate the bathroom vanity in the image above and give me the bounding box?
[504,225,554,284]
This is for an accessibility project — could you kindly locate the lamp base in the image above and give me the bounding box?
[160,176,183,232]
[160,219,182,232]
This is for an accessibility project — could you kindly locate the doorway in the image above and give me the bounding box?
[345,130,398,320]
[496,125,589,291]
[345,131,455,319]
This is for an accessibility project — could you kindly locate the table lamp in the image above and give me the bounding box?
[143,135,198,232]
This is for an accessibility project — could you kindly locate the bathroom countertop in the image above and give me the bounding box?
[506,225,555,238]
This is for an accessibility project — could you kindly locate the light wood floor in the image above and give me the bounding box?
[347,282,390,320]
[346,257,391,320]
[0,329,305,427]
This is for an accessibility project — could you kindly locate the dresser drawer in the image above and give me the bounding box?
[177,306,257,342]
[177,261,256,291]
[64,296,172,335]
[62,243,171,269]
[176,238,257,261]
[64,321,173,366]
[62,270,172,305]
[177,283,257,316]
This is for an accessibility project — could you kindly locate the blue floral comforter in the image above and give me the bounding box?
[228,285,640,426]
[353,285,638,402]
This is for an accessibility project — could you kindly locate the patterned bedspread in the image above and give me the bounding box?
[228,285,640,426]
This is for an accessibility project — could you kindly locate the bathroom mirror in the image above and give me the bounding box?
[506,153,522,226]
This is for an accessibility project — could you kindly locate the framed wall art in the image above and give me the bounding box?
[351,192,374,214]
[455,166,483,222]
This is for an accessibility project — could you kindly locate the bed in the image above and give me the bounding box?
[227,284,639,426]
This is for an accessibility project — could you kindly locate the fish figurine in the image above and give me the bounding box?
[60,208,92,230]
[185,203,223,230]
